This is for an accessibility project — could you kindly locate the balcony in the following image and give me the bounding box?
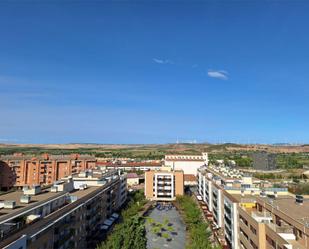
[224,205,231,215]
[267,223,295,240]
[157,192,172,196]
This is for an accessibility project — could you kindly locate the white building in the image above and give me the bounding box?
[164,153,208,175]
[224,195,239,249]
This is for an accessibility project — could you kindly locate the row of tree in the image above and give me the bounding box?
[176,195,221,249]
[96,191,147,249]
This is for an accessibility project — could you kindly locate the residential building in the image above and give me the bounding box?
[237,195,309,249]
[0,168,127,249]
[164,153,208,175]
[145,166,184,201]
[0,154,96,190]
[196,165,297,249]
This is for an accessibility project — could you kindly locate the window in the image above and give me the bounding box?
[266,235,276,248]
[250,225,257,235]
[240,215,248,226]
[250,240,258,249]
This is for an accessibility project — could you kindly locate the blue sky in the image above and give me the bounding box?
[0,1,308,144]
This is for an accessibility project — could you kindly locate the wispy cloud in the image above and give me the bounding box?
[207,70,229,80]
[152,58,174,64]
[0,138,19,142]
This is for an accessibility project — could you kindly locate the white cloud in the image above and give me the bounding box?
[0,138,19,142]
[207,70,229,80]
[152,58,174,64]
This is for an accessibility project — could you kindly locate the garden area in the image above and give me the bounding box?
[176,195,221,249]
[96,191,218,249]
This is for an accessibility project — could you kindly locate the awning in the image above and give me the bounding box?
[103,218,114,226]
[111,213,119,219]
[100,225,109,230]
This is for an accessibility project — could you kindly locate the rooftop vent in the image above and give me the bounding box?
[3,200,16,209]
[260,190,266,197]
[20,195,31,204]
[296,195,303,205]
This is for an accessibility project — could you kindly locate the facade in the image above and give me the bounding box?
[145,166,184,201]
[164,153,209,175]
[0,153,96,190]
[196,165,302,249]
[237,195,309,249]
[252,152,277,171]
[0,169,127,249]
[223,194,239,249]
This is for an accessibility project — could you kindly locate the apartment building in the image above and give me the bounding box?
[0,169,127,249]
[145,166,184,201]
[164,153,209,175]
[237,195,309,249]
[0,154,96,189]
[197,165,294,249]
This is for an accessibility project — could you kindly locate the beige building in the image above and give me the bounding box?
[196,165,309,249]
[145,166,184,201]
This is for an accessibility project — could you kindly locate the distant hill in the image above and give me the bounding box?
[0,143,308,155]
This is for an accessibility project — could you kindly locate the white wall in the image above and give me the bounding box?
[165,160,205,175]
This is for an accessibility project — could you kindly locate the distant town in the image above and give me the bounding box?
[0,144,309,249]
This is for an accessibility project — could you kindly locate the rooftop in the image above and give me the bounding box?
[0,185,102,224]
[0,153,95,161]
[97,161,161,167]
[184,174,197,182]
[256,195,309,226]
[165,154,205,162]
[0,189,66,223]
[127,173,139,179]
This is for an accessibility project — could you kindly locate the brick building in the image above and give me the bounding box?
[0,154,96,190]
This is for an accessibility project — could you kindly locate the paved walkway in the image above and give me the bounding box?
[145,207,186,249]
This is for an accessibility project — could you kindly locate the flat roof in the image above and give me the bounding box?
[70,186,101,199]
[257,196,309,225]
[0,190,66,223]
[224,192,257,203]
[0,186,102,223]
[0,182,118,249]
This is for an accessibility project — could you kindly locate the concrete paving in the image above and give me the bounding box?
[145,207,186,249]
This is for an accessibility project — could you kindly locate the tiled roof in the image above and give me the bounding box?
[127,173,139,179]
[184,174,197,182]
[97,162,161,167]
